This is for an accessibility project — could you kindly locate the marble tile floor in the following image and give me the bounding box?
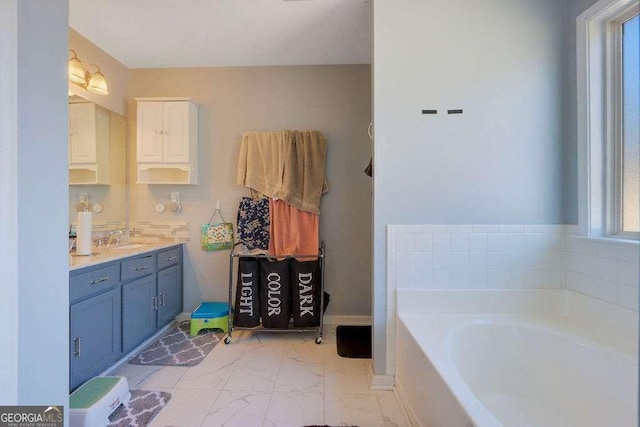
[111,325,410,427]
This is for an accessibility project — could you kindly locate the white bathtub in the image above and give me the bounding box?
[395,290,638,427]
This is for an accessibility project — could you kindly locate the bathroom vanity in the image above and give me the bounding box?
[69,242,184,391]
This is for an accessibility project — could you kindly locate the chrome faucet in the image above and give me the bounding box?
[107,229,123,245]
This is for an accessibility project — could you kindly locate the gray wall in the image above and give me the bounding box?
[373,0,567,374]
[12,0,69,406]
[127,65,373,316]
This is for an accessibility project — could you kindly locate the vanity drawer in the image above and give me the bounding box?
[157,246,182,270]
[70,264,119,303]
[121,254,156,282]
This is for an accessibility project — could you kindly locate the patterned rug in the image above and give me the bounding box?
[129,320,221,366]
[108,390,171,427]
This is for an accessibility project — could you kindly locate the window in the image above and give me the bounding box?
[577,0,640,240]
[617,13,639,235]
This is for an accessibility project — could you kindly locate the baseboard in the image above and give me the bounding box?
[396,380,424,427]
[182,311,371,327]
[175,311,191,322]
[323,315,372,325]
[366,362,395,390]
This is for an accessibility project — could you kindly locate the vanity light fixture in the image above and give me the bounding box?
[68,49,109,95]
[68,49,86,85]
[84,64,109,95]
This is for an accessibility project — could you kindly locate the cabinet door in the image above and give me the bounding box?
[69,103,97,164]
[162,101,191,163]
[157,264,182,327]
[70,287,121,391]
[137,102,164,163]
[122,274,157,353]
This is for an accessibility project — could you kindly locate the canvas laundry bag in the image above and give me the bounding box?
[291,259,321,327]
[259,258,292,328]
[233,257,261,328]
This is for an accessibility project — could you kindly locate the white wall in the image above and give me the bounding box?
[373,0,566,375]
[0,0,69,407]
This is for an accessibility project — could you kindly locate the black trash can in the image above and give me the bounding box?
[259,258,292,328]
[233,257,261,328]
[291,259,322,327]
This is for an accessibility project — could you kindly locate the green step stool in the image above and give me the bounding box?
[190,302,229,336]
[69,376,130,427]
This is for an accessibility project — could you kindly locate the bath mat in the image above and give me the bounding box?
[108,390,171,427]
[336,325,372,358]
[129,320,221,367]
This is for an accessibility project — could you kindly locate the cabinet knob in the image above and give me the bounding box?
[135,266,150,271]
[152,296,158,311]
[167,256,178,262]
[159,292,165,306]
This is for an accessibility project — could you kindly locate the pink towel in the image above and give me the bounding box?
[269,199,319,260]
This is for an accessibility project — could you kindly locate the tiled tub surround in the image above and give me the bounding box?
[395,289,638,427]
[385,224,639,376]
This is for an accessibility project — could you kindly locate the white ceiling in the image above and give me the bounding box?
[69,0,372,69]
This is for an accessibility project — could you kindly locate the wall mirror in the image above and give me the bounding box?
[68,95,127,232]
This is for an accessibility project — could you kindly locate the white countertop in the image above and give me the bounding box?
[69,239,184,271]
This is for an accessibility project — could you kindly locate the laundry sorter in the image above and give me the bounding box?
[225,242,326,344]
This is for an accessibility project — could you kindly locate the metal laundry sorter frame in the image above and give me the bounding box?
[224,242,326,345]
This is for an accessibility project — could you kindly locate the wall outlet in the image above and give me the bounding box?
[79,193,89,205]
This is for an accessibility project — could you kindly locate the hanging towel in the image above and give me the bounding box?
[236,131,290,199]
[277,130,328,215]
[236,130,328,215]
[268,199,319,260]
[237,196,270,250]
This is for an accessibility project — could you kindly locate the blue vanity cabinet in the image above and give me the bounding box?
[122,273,158,354]
[157,246,183,327]
[69,287,121,390]
[69,244,184,391]
[120,252,157,353]
[121,247,184,350]
[157,264,182,327]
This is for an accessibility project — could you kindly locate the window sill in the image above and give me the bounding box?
[573,235,640,247]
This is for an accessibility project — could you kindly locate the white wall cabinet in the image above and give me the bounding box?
[136,98,198,184]
[69,102,110,185]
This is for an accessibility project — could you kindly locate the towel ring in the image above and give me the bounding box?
[367,122,373,140]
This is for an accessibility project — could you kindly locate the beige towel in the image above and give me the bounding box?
[237,130,328,215]
[277,131,328,215]
[236,131,290,198]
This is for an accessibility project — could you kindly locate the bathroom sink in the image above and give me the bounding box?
[108,243,147,250]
